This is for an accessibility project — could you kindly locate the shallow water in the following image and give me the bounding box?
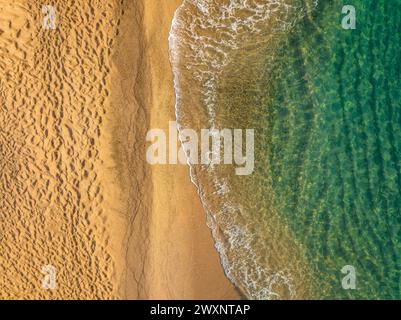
[169,0,401,299]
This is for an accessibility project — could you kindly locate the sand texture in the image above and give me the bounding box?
[0,0,239,299]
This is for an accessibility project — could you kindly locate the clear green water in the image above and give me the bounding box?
[266,0,401,299]
[170,0,401,299]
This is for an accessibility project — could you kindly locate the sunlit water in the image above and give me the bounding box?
[169,0,401,299]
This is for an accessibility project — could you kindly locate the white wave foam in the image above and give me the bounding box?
[169,0,318,299]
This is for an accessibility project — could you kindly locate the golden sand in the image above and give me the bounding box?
[0,0,239,299]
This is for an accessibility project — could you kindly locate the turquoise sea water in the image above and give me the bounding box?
[170,0,401,299]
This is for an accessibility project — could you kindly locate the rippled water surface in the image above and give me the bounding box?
[170,0,401,299]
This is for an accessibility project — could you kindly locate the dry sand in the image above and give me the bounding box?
[0,0,240,299]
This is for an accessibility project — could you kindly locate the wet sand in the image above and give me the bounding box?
[119,0,240,299]
[0,0,239,299]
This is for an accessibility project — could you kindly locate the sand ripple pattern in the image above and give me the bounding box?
[0,0,124,299]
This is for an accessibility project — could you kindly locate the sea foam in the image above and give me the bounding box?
[169,0,318,299]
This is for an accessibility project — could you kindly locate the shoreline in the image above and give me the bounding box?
[112,0,240,299]
[0,0,240,299]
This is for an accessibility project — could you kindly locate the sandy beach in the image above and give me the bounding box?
[116,0,240,299]
[0,0,239,299]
